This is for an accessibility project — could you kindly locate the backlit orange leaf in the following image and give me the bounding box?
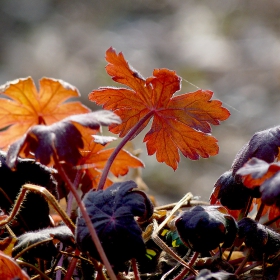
[75,132,144,192]
[0,250,30,280]
[0,237,17,256]
[0,77,90,149]
[89,47,230,170]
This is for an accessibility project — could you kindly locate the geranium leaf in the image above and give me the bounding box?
[0,77,90,148]
[6,111,121,168]
[187,269,238,280]
[74,133,144,193]
[0,151,57,235]
[175,205,237,252]
[12,225,74,261]
[0,251,30,280]
[237,158,280,207]
[210,170,253,210]
[76,180,153,272]
[232,126,280,177]
[89,47,230,170]
[238,217,280,260]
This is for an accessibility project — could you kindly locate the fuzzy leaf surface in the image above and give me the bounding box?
[89,47,230,169]
[6,111,121,167]
[12,225,75,261]
[175,205,237,252]
[0,77,90,148]
[238,217,280,259]
[232,126,280,177]
[210,170,253,210]
[0,151,57,235]
[76,180,153,272]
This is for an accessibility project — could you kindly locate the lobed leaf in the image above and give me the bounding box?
[237,158,280,207]
[89,47,230,170]
[76,180,153,272]
[74,133,144,192]
[175,205,237,252]
[232,126,280,177]
[0,151,57,235]
[0,77,90,149]
[6,111,121,168]
[238,217,280,260]
[210,170,253,210]
[12,225,75,261]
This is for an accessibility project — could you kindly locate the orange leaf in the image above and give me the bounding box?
[0,237,17,256]
[0,77,90,148]
[89,47,230,169]
[0,250,30,280]
[75,132,144,192]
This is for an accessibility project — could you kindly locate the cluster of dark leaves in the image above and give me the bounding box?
[211,126,280,214]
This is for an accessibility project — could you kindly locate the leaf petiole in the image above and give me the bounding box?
[97,111,154,191]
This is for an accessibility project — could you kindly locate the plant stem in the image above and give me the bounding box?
[52,150,117,280]
[173,252,199,280]
[255,201,265,222]
[97,111,153,191]
[63,249,80,280]
[234,249,251,275]
[131,258,140,280]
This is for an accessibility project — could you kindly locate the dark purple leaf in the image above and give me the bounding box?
[6,110,121,168]
[236,158,280,207]
[75,180,153,272]
[175,205,237,252]
[0,151,57,235]
[232,126,280,179]
[210,170,254,210]
[260,172,280,207]
[238,217,280,260]
[12,225,74,261]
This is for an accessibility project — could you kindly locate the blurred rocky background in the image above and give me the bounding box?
[1,0,280,204]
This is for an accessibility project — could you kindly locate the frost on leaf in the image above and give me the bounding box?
[175,205,237,252]
[6,111,121,168]
[0,77,90,149]
[75,180,153,272]
[89,47,230,170]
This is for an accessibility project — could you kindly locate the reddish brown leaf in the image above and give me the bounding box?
[0,250,30,280]
[6,111,121,168]
[75,133,144,192]
[0,77,90,148]
[89,47,230,170]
